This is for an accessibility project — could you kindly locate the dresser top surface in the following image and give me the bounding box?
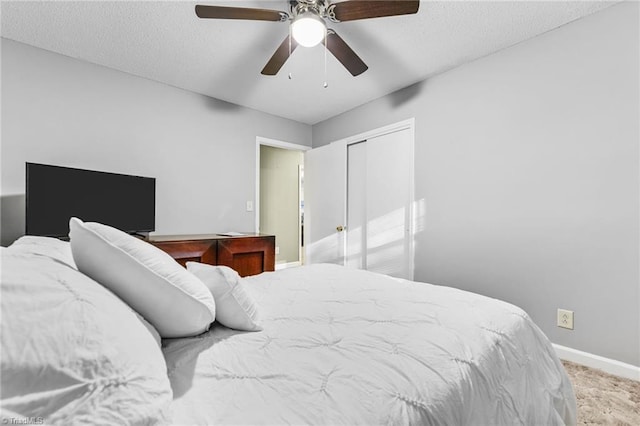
[147,233,272,243]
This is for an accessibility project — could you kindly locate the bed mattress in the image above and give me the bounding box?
[163,264,576,425]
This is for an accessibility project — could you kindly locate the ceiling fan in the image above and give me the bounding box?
[195,0,420,77]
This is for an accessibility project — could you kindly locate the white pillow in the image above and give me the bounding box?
[8,235,77,269]
[69,217,215,338]
[187,262,262,332]
[0,249,172,423]
[6,237,161,346]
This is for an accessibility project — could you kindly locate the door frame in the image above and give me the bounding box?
[255,136,311,268]
[327,118,416,279]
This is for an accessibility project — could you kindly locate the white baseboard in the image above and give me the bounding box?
[553,344,640,381]
[275,261,301,270]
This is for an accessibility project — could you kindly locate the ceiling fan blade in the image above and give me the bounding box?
[329,0,419,22]
[195,5,287,22]
[262,35,298,76]
[323,30,368,76]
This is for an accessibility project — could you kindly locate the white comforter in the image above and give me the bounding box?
[163,264,576,425]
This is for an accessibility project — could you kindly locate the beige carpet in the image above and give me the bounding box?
[562,361,639,425]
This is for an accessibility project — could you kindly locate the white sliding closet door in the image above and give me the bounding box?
[346,141,367,270]
[346,128,413,279]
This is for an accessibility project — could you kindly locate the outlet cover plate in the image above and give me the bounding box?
[557,309,574,330]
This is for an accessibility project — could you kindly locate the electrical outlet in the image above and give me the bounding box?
[557,309,574,330]
[275,246,280,255]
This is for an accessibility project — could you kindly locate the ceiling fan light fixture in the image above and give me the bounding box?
[291,11,326,47]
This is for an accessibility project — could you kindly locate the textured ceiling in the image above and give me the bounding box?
[1,1,618,124]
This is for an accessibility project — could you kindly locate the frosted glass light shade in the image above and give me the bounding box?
[291,13,326,47]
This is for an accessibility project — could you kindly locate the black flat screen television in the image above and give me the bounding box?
[26,162,156,237]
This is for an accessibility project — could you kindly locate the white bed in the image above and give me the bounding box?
[1,235,576,425]
[164,264,576,425]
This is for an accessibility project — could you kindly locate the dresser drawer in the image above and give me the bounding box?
[217,236,275,277]
[148,234,275,277]
[151,240,217,267]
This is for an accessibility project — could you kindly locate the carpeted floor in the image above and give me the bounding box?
[562,361,639,425]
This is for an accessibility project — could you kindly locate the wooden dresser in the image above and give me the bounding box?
[147,233,275,277]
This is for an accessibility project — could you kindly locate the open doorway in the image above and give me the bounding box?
[256,137,309,269]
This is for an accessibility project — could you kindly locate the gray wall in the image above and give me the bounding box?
[1,39,312,245]
[313,2,639,366]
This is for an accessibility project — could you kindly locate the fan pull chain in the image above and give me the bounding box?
[323,29,328,88]
[288,25,293,80]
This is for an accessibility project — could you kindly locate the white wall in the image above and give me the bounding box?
[313,2,639,366]
[1,39,312,245]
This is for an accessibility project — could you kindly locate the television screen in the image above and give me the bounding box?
[26,163,156,237]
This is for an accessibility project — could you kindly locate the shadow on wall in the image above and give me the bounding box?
[1,194,25,246]
[201,94,243,112]
[387,80,427,109]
